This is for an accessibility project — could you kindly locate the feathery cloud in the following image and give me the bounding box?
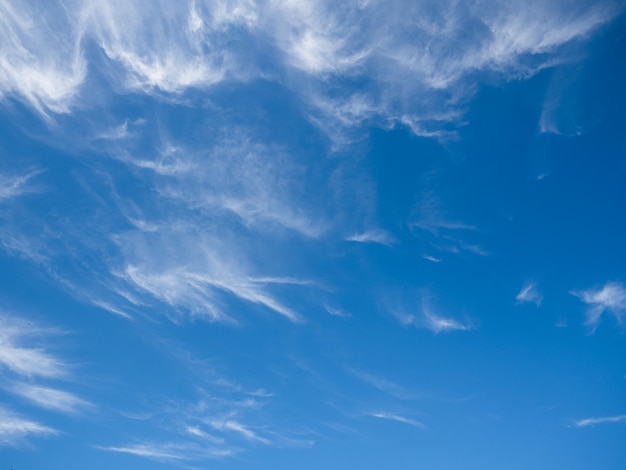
[347,229,395,246]
[369,412,425,429]
[0,315,69,378]
[423,309,473,334]
[572,282,626,330]
[97,442,234,462]
[0,407,56,447]
[572,414,626,428]
[9,383,90,414]
[516,282,543,307]
[394,307,472,334]
[0,170,42,201]
[349,369,413,400]
[0,1,85,115]
[1,0,618,134]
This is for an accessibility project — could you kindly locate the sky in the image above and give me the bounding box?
[1,1,626,468]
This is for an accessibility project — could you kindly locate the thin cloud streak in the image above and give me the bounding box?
[210,419,270,444]
[347,229,395,246]
[393,307,472,334]
[1,0,619,136]
[572,414,626,428]
[349,368,414,400]
[369,412,426,429]
[0,407,57,447]
[423,309,472,334]
[96,442,234,462]
[9,383,90,414]
[0,170,42,201]
[572,282,626,331]
[0,315,69,379]
[516,282,543,307]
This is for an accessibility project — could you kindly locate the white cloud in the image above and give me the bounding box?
[9,383,90,414]
[2,0,618,132]
[572,414,626,428]
[347,229,395,246]
[395,310,469,333]
[81,0,258,94]
[97,442,233,462]
[410,192,486,257]
[423,309,472,334]
[369,412,425,429]
[0,315,68,378]
[0,0,85,115]
[324,305,351,318]
[349,368,413,399]
[516,282,543,307]
[387,292,473,334]
[271,0,622,140]
[572,282,626,330]
[123,260,301,323]
[0,170,41,201]
[0,407,56,447]
[209,419,270,444]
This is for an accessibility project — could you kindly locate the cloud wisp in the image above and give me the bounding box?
[572,282,626,331]
[0,407,57,447]
[392,306,473,334]
[516,282,543,307]
[0,0,85,115]
[0,170,42,202]
[1,0,620,137]
[0,312,89,446]
[97,441,235,463]
[349,369,414,400]
[98,349,313,465]
[346,229,395,246]
[572,414,626,428]
[368,412,426,429]
[0,314,69,379]
[8,383,91,414]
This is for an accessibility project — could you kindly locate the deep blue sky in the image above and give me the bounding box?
[1,1,626,469]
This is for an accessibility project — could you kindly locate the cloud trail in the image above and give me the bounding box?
[573,414,626,428]
[516,282,543,307]
[0,407,57,447]
[572,282,626,330]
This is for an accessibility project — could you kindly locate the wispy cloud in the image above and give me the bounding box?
[347,229,395,246]
[369,412,426,429]
[0,312,88,438]
[97,442,234,462]
[0,1,85,115]
[98,351,309,465]
[516,282,543,307]
[0,315,69,378]
[423,309,473,334]
[410,192,487,257]
[572,414,626,428]
[209,419,270,444]
[0,170,42,201]
[349,369,413,400]
[324,305,352,318]
[572,282,626,331]
[393,306,472,334]
[83,0,238,94]
[123,261,301,323]
[9,383,90,414]
[0,407,57,447]
[2,0,618,133]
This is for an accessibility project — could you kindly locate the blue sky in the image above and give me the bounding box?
[1,0,626,468]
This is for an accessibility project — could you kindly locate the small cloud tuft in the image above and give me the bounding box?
[572,282,626,331]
